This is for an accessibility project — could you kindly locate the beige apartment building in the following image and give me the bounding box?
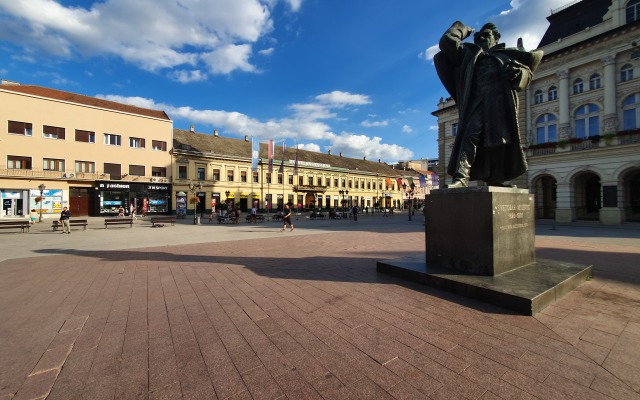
[0,81,173,219]
[434,0,640,224]
[172,128,405,217]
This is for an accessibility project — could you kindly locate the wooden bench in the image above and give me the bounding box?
[0,220,30,233]
[52,219,88,232]
[245,214,266,223]
[104,218,133,228]
[150,216,176,227]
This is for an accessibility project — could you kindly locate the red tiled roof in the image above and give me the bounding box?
[0,84,170,120]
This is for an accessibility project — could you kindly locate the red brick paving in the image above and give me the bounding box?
[0,221,639,399]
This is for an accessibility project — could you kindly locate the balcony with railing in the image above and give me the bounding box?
[526,129,640,158]
[0,167,109,181]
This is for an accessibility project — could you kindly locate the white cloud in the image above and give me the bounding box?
[361,119,389,128]
[402,125,413,133]
[259,47,275,56]
[423,0,569,62]
[169,70,208,83]
[97,91,412,161]
[315,91,371,107]
[0,0,286,76]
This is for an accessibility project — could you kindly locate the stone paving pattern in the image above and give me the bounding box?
[0,216,639,399]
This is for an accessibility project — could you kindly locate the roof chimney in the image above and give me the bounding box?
[328,149,331,155]
[363,156,366,160]
[214,129,219,137]
[339,152,342,157]
[244,135,248,142]
[189,125,194,132]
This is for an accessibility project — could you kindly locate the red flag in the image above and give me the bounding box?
[268,139,274,173]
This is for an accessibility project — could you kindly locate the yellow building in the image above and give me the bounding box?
[0,81,173,218]
[172,128,404,216]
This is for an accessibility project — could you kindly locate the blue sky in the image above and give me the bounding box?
[0,0,569,163]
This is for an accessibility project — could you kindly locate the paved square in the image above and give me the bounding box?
[0,215,639,399]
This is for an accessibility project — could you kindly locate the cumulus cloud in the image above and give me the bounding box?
[0,0,282,77]
[97,90,413,161]
[402,125,413,133]
[361,119,389,128]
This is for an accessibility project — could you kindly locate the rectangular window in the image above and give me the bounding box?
[104,133,121,146]
[452,123,459,137]
[179,165,188,179]
[277,174,283,184]
[548,125,557,143]
[43,125,66,140]
[75,129,95,143]
[241,171,247,182]
[151,140,167,151]
[342,179,346,188]
[152,167,166,177]
[334,178,338,187]
[253,172,259,183]
[212,169,220,181]
[308,176,314,185]
[129,137,145,148]
[104,163,122,178]
[7,155,32,169]
[623,109,637,130]
[266,173,272,184]
[8,121,33,136]
[197,166,205,180]
[298,176,304,185]
[75,161,95,173]
[43,158,65,171]
[227,170,234,182]
[288,175,294,184]
[588,116,599,136]
[129,165,145,176]
[575,119,586,139]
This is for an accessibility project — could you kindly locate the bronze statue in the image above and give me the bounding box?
[435,21,543,187]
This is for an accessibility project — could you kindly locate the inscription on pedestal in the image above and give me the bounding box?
[426,187,535,276]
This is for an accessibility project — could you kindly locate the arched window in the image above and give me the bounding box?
[589,73,601,90]
[623,94,639,130]
[574,104,600,138]
[627,0,640,23]
[548,86,558,101]
[534,90,543,104]
[573,79,583,94]
[621,64,634,82]
[536,114,558,144]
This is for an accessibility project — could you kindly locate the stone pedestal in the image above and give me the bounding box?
[377,186,593,315]
[426,187,534,276]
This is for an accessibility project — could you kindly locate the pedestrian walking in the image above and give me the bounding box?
[352,205,359,221]
[59,206,71,234]
[281,202,294,232]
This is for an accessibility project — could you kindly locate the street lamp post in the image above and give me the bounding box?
[38,184,46,223]
[402,182,416,221]
[188,182,202,225]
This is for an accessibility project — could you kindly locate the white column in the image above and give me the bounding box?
[602,55,619,133]
[557,70,571,140]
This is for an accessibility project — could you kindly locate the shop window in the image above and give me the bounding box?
[621,64,634,82]
[129,137,145,148]
[75,160,95,173]
[75,129,95,143]
[43,125,66,140]
[151,140,167,151]
[212,169,220,181]
[43,158,65,171]
[589,73,601,90]
[151,167,166,177]
[573,79,583,94]
[104,133,121,146]
[8,120,32,136]
[129,165,145,176]
[179,165,188,179]
[7,155,32,169]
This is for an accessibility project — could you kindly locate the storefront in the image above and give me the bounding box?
[96,181,172,216]
[1,188,66,219]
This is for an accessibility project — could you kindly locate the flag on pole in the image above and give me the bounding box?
[251,137,259,172]
[418,174,427,187]
[396,177,403,189]
[293,144,299,176]
[278,142,286,174]
[408,176,414,186]
[268,139,274,173]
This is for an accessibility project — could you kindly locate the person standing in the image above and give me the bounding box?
[59,206,71,234]
[435,21,542,187]
[352,205,359,221]
[281,202,294,232]
[251,205,257,223]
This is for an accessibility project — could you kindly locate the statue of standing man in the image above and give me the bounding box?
[435,21,543,188]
